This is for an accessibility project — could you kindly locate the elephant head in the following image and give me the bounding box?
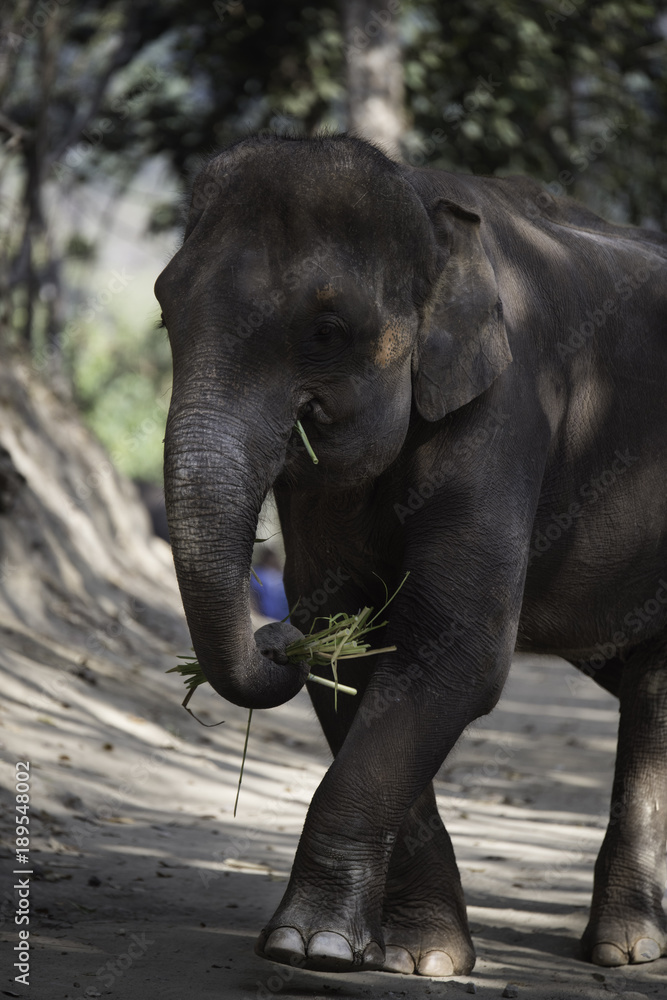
[155,135,512,710]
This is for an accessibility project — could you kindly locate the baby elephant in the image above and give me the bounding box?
[155,134,667,976]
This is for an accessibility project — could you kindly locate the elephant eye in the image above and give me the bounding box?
[317,322,339,341]
[301,314,350,362]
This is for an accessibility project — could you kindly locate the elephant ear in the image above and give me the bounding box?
[412,197,512,422]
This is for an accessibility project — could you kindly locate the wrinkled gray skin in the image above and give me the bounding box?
[155,135,667,977]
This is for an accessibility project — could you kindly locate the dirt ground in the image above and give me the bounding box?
[2,617,666,1000]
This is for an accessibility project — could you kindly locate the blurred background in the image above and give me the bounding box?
[1,0,666,518]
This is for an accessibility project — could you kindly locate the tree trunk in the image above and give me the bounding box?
[342,0,406,160]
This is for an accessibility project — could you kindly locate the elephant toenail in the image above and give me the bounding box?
[363,941,385,969]
[262,927,306,965]
[417,950,455,977]
[383,945,415,974]
[591,942,627,967]
[306,931,354,971]
[630,937,661,963]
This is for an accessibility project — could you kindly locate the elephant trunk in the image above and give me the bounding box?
[164,391,306,710]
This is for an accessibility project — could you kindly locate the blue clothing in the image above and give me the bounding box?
[250,566,290,620]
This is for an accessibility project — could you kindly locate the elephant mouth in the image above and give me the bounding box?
[286,399,332,466]
[298,398,333,425]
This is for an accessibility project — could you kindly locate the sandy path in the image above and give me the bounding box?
[1,629,666,1000]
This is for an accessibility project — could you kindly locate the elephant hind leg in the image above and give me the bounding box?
[581,635,667,967]
[381,782,475,977]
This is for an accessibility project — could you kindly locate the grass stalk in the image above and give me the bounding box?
[234,709,252,817]
[294,420,318,464]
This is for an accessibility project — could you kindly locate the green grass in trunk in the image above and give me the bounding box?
[168,574,408,814]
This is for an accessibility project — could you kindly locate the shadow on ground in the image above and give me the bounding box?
[1,640,666,1000]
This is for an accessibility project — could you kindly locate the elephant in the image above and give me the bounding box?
[154,134,667,977]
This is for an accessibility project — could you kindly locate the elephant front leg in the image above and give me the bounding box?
[381,783,475,976]
[255,640,510,974]
[255,769,388,971]
[582,640,667,966]
[258,442,534,974]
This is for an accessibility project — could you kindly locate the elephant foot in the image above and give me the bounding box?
[380,787,476,977]
[380,898,475,977]
[382,944,456,977]
[255,786,475,977]
[255,925,384,973]
[582,912,667,967]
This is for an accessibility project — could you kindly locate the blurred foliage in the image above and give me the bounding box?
[28,0,661,226]
[1,0,666,482]
[64,313,172,481]
[402,1,667,223]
